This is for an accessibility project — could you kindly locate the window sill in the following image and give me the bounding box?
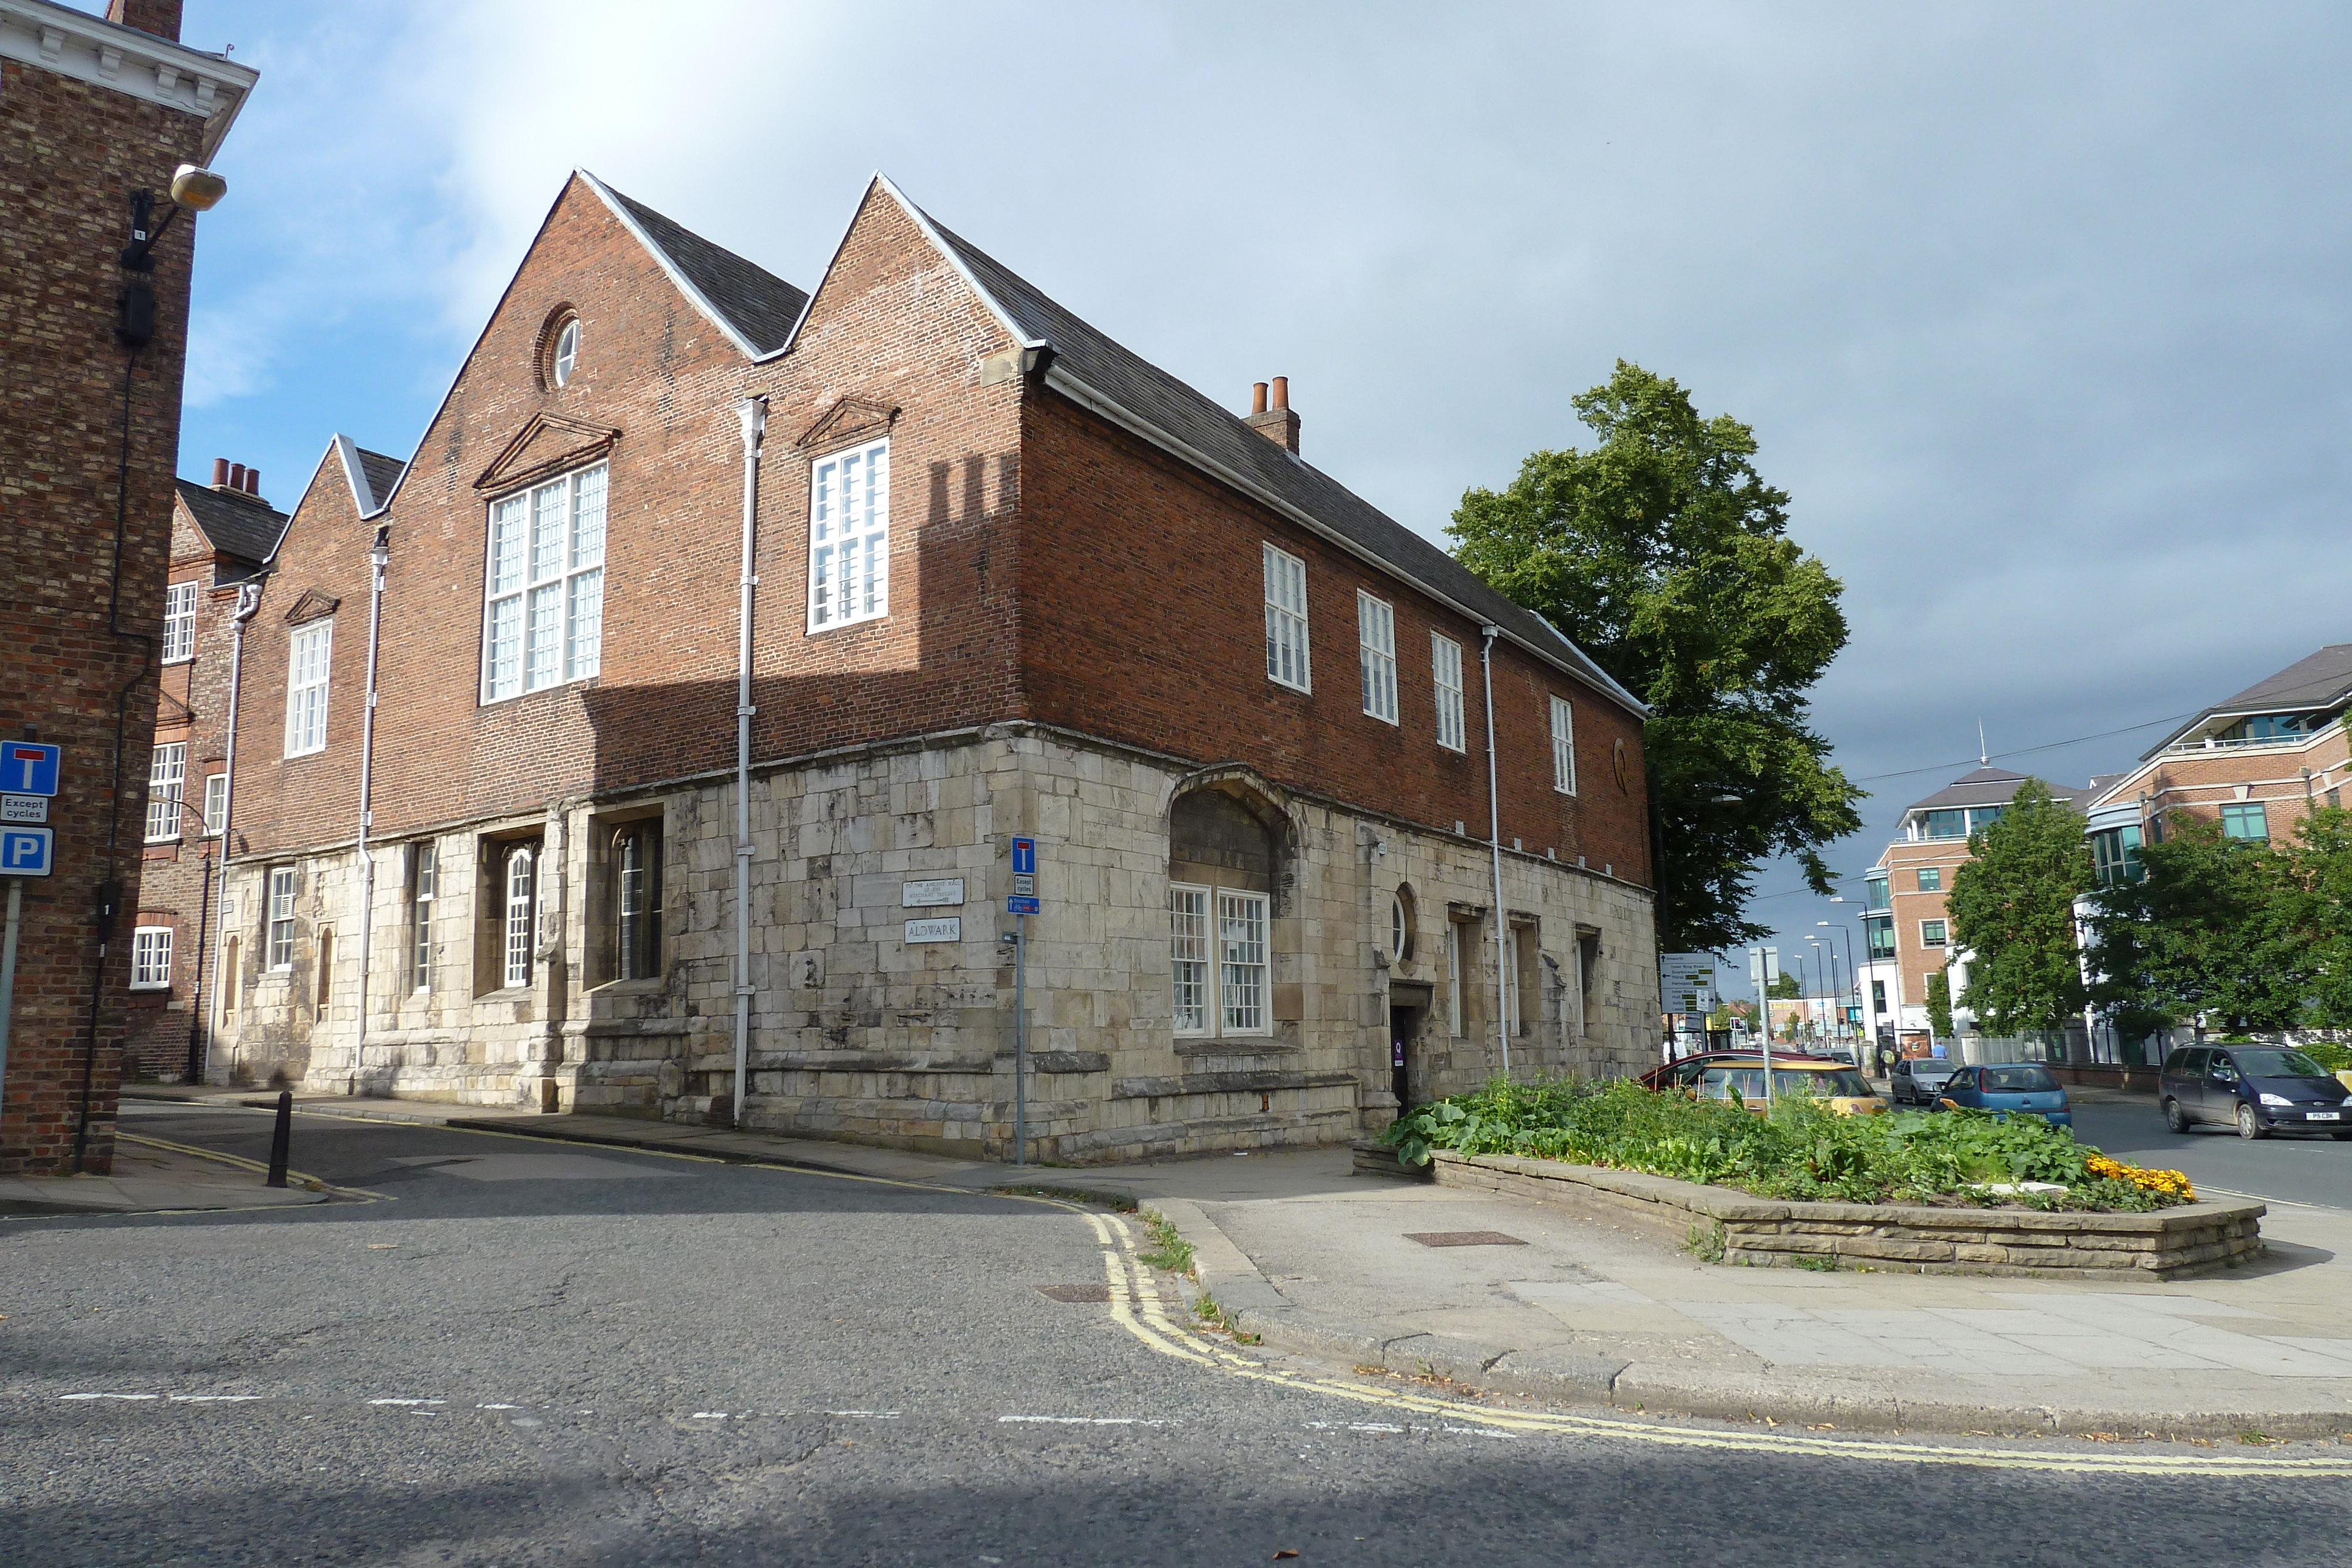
[589,977,666,996]
[1266,677,1312,697]
[804,614,892,638]
[285,748,328,761]
[128,983,171,994]
[475,985,536,1002]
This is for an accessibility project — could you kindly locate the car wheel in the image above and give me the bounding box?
[2236,1103,2267,1141]
[2162,1098,2190,1134]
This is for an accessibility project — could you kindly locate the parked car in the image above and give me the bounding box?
[1641,1048,1846,1094]
[1936,1063,2072,1128]
[1687,1057,1885,1116]
[2159,1045,2352,1141]
[1888,1058,1961,1107]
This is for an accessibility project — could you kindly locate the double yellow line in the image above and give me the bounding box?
[1067,1203,2352,1478]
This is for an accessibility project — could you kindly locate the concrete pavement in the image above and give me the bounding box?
[111,1088,2352,1440]
[0,1123,329,1216]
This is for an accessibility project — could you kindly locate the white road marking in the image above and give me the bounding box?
[477,1403,520,1410]
[690,1412,729,1419]
[168,1395,263,1403]
[999,1415,1169,1426]
[828,1410,903,1419]
[366,1398,444,1406]
[61,1393,156,1400]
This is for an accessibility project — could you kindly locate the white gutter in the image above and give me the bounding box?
[731,397,767,1126]
[352,526,389,1091]
[205,580,262,1075]
[1479,624,1511,1077]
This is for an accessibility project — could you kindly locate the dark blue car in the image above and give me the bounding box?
[1936,1063,2073,1127]
[2159,1045,2352,1140]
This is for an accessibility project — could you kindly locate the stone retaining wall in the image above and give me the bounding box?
[1431,1151,2264,1279]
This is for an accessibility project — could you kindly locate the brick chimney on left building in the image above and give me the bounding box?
[104,0,183,41]
[1246,377,1301,454]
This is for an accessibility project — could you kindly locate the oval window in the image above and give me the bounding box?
[552,317,580,387]
[1391,889,1414,961]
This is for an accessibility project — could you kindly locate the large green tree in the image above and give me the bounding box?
[1449,362,1863,951]
[2283,804,2352,1028]
[1945,780,2094,1035]
[2086,814,2312,1036]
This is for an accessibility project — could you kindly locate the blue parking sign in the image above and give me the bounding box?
[0,742,59,797]
[1,826,53,877]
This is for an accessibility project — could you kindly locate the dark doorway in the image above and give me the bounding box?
[1390,1005,1421,1109]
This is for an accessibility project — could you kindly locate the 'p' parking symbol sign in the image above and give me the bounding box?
[1,827,53,877]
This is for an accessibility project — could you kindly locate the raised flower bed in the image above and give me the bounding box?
[1382,1077,2261,1278]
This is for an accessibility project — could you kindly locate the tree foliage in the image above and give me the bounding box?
[1449,362,1863,951]
[1926,968,1955,1041]
[2282,805,2352,1028]
[1945,780,2094,1035]
[2086,814,2314,1036]
[1766,970,1802,999]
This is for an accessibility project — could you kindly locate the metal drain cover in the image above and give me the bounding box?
[1404,1231,1527,1248]
[1036,1283,1113,1302]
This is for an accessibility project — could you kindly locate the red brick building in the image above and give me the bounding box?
[0,0,255,1174]
[2082,644,2351,872]
[119,461,292,1081]
[212,172,1659,1159]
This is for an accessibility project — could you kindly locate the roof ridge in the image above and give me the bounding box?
[880,182,1644,716]
[576,169,808,360]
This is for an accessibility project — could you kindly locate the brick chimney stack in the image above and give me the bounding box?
[1246,376,1300,454]
[102,0,183,41]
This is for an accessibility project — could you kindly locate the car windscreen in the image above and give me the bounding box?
[2230,1048,2330,1079]
[1700,1066,1873,1096]
[1979,1066,2058,1092]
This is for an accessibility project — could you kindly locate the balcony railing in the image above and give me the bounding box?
[2164,719,2342,756]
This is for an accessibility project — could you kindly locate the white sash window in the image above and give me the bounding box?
[808,439,890,631]
[483,463,607,701]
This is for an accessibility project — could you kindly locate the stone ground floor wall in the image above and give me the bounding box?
[212,721,1661,1162]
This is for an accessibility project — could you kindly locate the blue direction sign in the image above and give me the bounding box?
[1006,895,1041,915]
[1,825,54,877]
[1010,835,1036,876]
[1,742,59,798]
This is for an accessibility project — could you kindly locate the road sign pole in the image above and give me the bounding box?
[1012,911,1028,1166]
[0,878,21,1118]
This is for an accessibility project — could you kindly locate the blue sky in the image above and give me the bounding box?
[157,2,2352,997]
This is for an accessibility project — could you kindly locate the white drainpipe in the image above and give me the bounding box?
[732,396,767,1127]
[204,580,264,1078]
[1479,624,1510,1076]
[353,524,389,1091]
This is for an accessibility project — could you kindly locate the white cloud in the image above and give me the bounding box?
[179,0,2352,905]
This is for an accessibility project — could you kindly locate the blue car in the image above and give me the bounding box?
[1936,1063,2072,1127]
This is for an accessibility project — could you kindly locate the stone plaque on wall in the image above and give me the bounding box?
[901,878,965,908]
[904,917,962,944]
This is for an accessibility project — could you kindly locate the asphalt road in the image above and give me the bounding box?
[2070,1100,2352,1211]
[7,1102,2352,1567]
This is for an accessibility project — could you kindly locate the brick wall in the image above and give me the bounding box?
[1017,392,1652,883]
[0,60,209,1174]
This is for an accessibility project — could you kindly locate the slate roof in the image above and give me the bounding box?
[1905,765,2087,815]
[597,181,809,358]
[357,449,407,511]
[175,479,287,566]
[907,201,1645,716]
[2140,643,2352,757]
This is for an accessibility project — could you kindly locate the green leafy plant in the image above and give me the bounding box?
[1378,1076,2180,1211]
[1138,1210,1195,1276]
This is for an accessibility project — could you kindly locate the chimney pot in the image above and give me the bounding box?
[228,463,246,492]
[244,468,260,496]
[212,457,229,488]
[1244,376,1301,455]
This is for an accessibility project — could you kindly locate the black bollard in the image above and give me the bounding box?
[265,1088,292,1188]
